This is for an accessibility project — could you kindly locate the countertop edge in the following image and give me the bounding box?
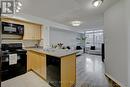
[26,48,77,58]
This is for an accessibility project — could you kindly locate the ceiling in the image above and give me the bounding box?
[19,0,119,31]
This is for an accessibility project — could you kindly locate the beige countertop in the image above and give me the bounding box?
[26,48,77,58]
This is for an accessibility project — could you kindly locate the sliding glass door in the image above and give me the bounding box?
[85,30,104,51]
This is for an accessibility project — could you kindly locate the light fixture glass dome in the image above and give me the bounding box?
[71,21,82,27]
[92,0,103,7]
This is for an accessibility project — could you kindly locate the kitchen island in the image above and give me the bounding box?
[26,48,76,87]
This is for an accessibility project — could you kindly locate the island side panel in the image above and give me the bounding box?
[61,54,76,87]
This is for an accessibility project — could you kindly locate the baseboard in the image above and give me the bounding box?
[105,73,126,87]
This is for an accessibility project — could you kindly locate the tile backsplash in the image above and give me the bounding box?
[1,34,42,48]
[2,40,39,48]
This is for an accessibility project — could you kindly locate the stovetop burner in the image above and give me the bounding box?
[1,43,22,51]
[1,43,27,54]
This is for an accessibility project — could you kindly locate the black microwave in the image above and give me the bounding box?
[2,22,24,35]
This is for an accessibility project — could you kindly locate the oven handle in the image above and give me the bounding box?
[2,55,21,63]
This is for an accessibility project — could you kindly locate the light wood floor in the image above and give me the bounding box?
[76,54,109,87]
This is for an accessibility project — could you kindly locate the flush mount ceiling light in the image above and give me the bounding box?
[71,21,82,27]
[92,0,103,7]
[15,0,22,13]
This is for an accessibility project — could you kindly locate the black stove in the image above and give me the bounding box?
[1,43,27,81]
[2,43,25,51]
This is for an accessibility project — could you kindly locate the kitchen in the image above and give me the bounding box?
[1,0,126,87]
[1,17,77,87]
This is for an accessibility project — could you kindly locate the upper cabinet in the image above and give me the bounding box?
[1,17,42,40]
[23,22,42,40]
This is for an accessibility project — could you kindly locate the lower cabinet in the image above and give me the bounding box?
[27,51,46,79]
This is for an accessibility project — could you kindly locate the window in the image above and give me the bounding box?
[85,30,104,49]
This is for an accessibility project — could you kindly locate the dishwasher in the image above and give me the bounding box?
[46,55,61,87]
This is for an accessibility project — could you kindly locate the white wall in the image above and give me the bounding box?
[42,26,50,48]
[104,0,128,87]
[49,27,81,47]
[126,0,130,86]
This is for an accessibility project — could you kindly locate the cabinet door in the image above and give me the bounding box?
[23,23,41,40]
[37,54,46,79]
[34,53,46,79]
[23,23,34,40]
[32,52,39,73]
[34,26,41,40]
[27,51,37,71]
[27,51,46,79]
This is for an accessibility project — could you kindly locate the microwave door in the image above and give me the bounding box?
[17,26,24,35]
[2,22,17,34]
[4,26,17,34]
[2,22,24,35]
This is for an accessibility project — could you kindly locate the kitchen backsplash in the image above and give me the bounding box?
[2,40,39,48]
[1,34,42,48]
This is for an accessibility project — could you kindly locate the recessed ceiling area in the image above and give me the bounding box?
[19,0,119,31]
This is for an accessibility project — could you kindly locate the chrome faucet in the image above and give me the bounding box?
[35,44,39,48]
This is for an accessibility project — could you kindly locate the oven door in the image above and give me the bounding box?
[1,53,27,81]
